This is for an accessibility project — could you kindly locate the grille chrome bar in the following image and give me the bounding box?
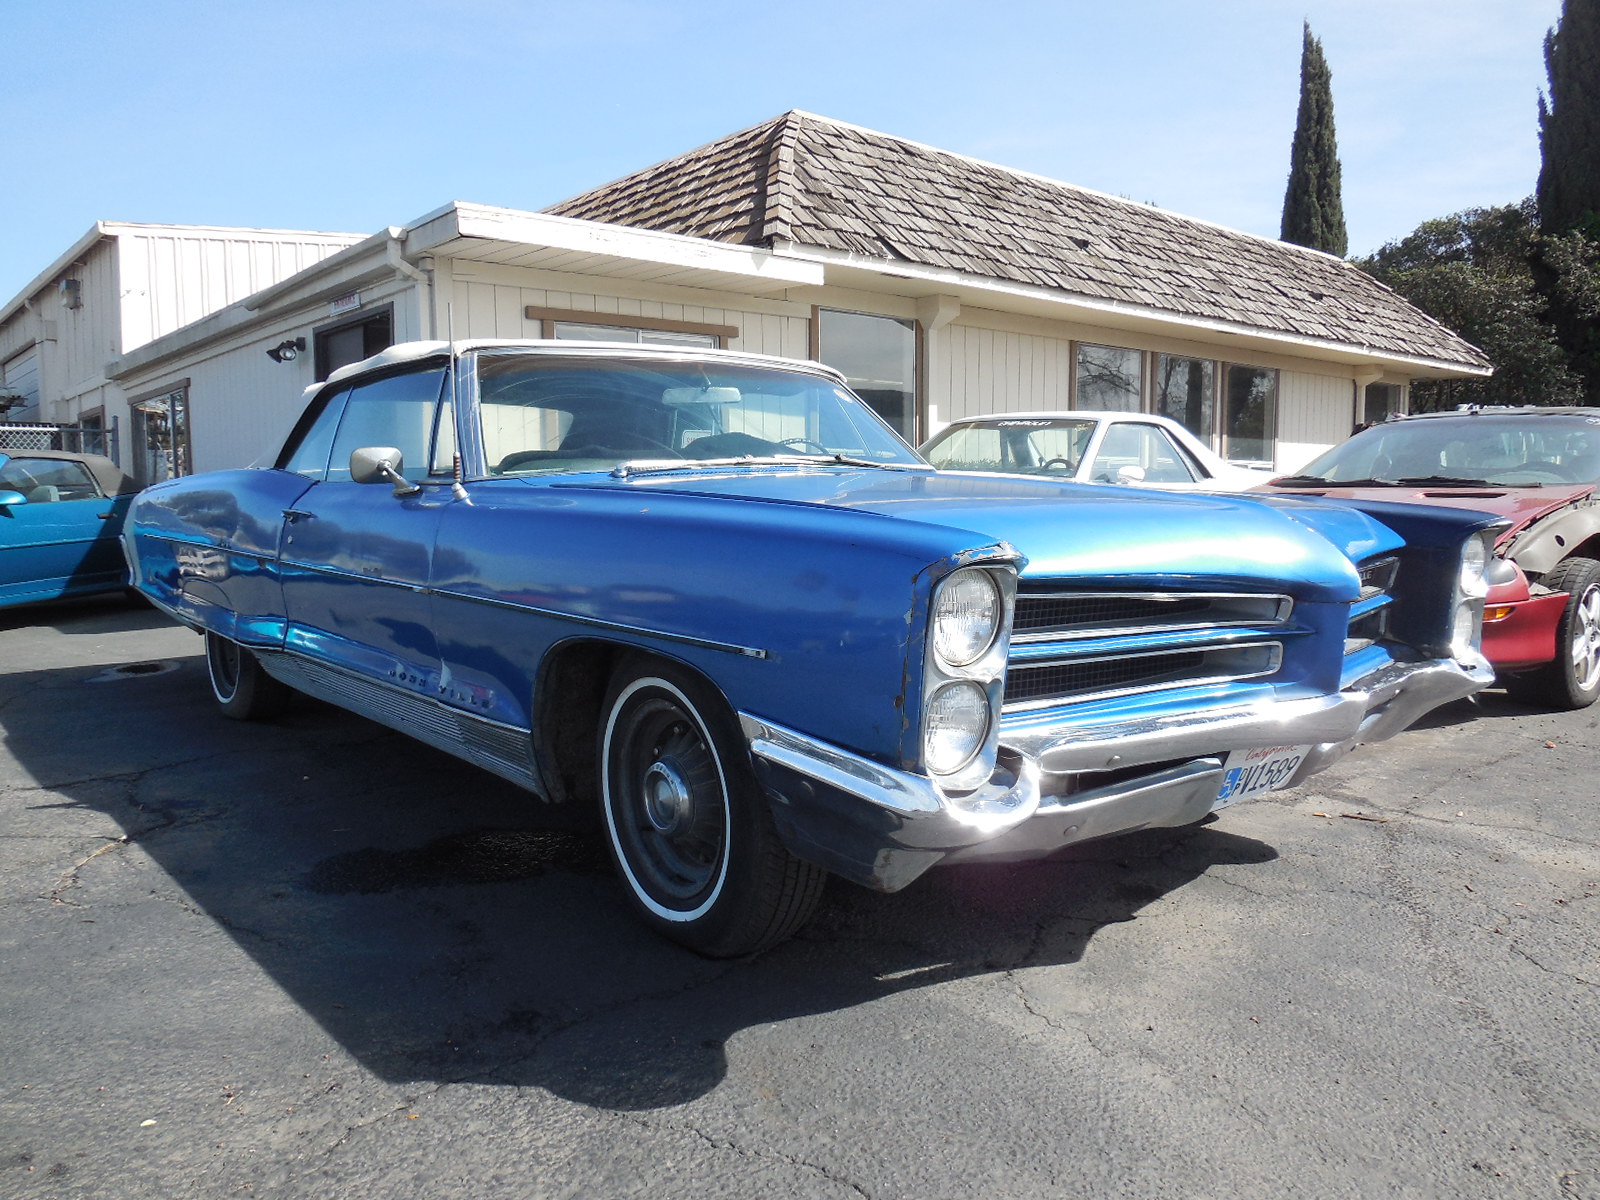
[1004,642,1283,710]
[1011,591,1292,643]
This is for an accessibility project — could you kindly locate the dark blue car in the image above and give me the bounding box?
[125,341,1500,955]
[0,448,137,609]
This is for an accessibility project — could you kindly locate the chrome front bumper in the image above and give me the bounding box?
[741,653,1491,892]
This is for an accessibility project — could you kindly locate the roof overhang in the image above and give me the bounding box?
[409,202,824,293]
[0,223,110,329]
[771,240,1492,381]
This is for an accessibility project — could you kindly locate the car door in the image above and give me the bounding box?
[0,454,126,604]
[276,364,453,695]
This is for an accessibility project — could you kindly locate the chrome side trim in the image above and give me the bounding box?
[141,533,768,659]
[431,585,770,659]
[257,651,543,792]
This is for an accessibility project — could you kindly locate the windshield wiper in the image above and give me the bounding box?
[1270,474,1398,488]
[1394,474,1504,488]
[610,454,925,479]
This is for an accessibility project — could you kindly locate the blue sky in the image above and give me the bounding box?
[0,0,1563,304]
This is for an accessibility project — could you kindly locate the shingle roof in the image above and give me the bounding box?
[547,111,1490,371]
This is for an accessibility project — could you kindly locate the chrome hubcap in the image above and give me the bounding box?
[643,758,694,833]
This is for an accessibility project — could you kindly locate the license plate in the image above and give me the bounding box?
[1213,745,1311,808]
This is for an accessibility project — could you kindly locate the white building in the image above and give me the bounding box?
[8,113,1491,479]
[0,222,361,480]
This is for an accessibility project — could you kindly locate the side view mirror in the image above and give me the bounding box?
[349,446,422,497]
[1115,465,1147,485]
[0,489,27,507]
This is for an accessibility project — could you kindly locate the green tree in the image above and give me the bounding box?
[1536,0,1600,399]
[1538,0,1600,236]
[1280,23,1348,256]
[1356,202,1582,409]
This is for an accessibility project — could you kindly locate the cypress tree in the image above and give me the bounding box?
[1538,0,1600,236]
[1535,0,1600,400]
[1280,23,1349,256]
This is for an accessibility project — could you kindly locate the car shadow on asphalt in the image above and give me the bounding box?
[2,622,1280,1113]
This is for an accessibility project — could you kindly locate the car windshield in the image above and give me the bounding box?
[1292,414,1600,486]
[922,418,1100,476]
[475,353,923,475]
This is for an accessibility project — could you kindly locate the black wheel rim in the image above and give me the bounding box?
[608,691,727,912]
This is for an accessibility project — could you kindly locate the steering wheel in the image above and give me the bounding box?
[563,438,681,459]
[781,437,833,455]
[1041,457,1076,472]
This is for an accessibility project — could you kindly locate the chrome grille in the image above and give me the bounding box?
[1004,589,1292,710]
[1347,555,1399,653]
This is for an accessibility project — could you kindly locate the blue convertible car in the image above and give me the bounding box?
[126,341,1499,955]
[1,448,137,609]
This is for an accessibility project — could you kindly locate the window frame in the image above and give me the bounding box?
[522,306,737,348]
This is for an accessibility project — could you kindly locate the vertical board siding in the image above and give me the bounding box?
[934,324,1071,425]
[118,230,361,353]
[1277,370,1355,472]
[446,278,809,361]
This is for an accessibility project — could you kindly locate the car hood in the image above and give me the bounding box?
[1255,481,1595,545]
[549,467,1400,601]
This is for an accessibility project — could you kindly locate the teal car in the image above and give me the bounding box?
[0,449,138,609]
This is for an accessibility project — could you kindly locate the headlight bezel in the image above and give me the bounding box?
[920,563,1017,794]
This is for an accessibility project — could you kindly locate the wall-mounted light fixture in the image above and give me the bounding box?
[266,337,307,363]
[59,279,82,310]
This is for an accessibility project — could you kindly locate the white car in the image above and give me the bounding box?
[920,411,1275,491]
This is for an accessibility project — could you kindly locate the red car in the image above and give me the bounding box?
[1258,407,1600,709]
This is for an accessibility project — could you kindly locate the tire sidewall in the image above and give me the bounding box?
[1557,565,1600,705]
[601,673,733,924]
[599,658,774,952]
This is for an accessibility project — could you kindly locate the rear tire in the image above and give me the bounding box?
[205,631,292,720]
[599,656,825,957]
[1505,556,1600,710]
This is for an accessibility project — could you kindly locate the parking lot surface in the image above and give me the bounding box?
[2,596,1597,1199]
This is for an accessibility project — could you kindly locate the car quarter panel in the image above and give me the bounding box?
[123,470,314,645]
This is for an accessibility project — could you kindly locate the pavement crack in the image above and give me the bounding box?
[1507,942,1596,989]
[616,1110,874,1198]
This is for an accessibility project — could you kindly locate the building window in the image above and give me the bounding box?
[815,308,917,441]
[1363,382,1402,427]
[314,307,394,382]
[552,321,716,349]
[1075,344,1143,412]
[1153,355,1214,441]
[523,306,737,348]
[1222,364,1278,463]
[131,384,191,486]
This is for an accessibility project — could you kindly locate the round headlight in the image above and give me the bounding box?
[923,681,990,775]
[1460,536,1489,596]
[932,570,1002,667]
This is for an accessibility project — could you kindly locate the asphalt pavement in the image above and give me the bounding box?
[1,595,1596,1199]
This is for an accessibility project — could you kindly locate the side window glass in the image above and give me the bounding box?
[279,387,352,479]
[325,367,447,483]
[1143,428,1202,482]
[430,383,457,477]
[0,458,100,501]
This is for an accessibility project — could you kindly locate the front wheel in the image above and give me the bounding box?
[1505,556,1600,710]
[599,657,825,957]
[205,631,292,720]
